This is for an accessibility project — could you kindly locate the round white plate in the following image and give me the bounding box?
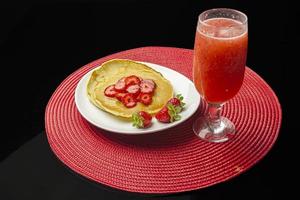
[75,62,201,135]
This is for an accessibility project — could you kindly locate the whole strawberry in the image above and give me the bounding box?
[167,94,185,112]
[155,94,185,123]
[155,104,182,123]
[132,111,152,128]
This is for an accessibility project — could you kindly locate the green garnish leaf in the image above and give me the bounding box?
[175,94,185,108]
[167,103,182,122]
[132,113,144,128]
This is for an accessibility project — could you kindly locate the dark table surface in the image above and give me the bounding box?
[0,0,296,199]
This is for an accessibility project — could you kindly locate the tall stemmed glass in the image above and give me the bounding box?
[193,8,248,143]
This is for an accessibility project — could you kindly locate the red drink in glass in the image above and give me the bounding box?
[192,8,248,143]
[193,18,248,103]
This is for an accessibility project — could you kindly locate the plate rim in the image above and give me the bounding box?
[74,61,201,134]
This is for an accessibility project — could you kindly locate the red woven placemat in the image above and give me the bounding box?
[45,47,282,193]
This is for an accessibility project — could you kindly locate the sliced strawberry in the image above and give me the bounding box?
[125,75,141,86]
[142,79,156,89]
[126,84,140,97]
[125,101,136,108]
[122,93,137,108]
[104,85,117,97]
[115,92,127,102]
[136,93,142,101]
[114,77,126,91]
[132,111,152,128]
[140,81,154,94]
[139,93,152,105]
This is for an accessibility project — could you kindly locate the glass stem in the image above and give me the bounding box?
[207,103,223,130]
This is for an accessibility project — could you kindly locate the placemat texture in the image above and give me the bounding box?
[45,47,282,193]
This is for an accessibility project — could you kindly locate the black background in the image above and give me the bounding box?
[0,0,296,199]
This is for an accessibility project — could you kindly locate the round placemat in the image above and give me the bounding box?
[45,47,282,193]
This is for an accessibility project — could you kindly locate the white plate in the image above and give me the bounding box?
[75,62,201,135]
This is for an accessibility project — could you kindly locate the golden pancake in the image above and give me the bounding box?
[87,59,173,118]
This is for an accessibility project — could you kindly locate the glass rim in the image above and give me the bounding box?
[198,8,248,27]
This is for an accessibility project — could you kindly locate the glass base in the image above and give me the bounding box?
[193,116,235,143]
